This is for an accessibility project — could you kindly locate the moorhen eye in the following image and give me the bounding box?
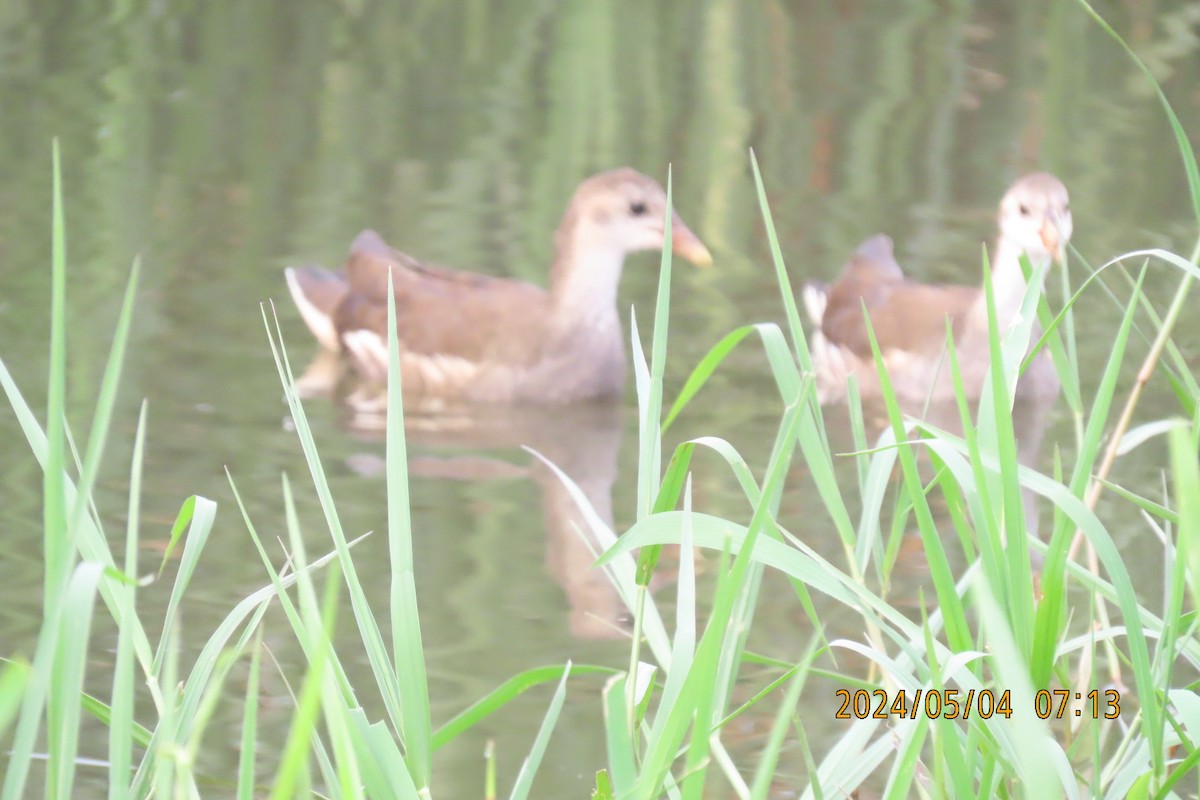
[630,201,647,216]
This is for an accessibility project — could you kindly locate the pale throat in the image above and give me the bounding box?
[550,233,629,328]
[981,233,1050,329]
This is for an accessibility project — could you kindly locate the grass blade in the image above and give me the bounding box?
[237,631,264,800]
[385,271,433,787]
[109,401,148,800]
[433,663,615,750]
[0,662,29,739]
[51,562,107,798]
[507,664,572,800]
[1170,426,1200,613]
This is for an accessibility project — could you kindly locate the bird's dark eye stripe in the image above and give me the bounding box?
[630,201,647,216]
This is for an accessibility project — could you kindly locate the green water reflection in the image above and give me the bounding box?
[1,0,1198,795]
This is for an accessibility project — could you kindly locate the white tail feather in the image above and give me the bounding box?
[801,282,828,327]
[342,329,391,384]
[285,268,342,351]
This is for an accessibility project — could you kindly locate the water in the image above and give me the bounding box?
[1,1,1198,795]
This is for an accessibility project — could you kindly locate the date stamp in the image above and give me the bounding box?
[834,688,1121,720]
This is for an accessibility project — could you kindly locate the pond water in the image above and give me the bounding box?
[1,1,1198,796]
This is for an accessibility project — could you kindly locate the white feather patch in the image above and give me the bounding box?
[342,329,480,394]
[342,329,391,384]
[285,268,341,351]
[801,283,828,327]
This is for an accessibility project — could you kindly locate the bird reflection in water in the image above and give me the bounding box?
[292,350,673,640]
[816,377,1057,605]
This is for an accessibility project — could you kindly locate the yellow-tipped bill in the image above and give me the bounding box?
[1040,218,1064,262]
[671,221,714,267]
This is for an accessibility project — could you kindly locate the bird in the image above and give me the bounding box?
[801,172,1072,405]
[284,168,712,406]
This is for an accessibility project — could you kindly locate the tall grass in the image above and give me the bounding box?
[583,4,1200,796]
[0,144,585,798]
[2,2,1200,798]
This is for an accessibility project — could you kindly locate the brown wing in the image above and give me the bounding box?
[821,235,979,359]
[342,230,507,301]
[333,230,554,364]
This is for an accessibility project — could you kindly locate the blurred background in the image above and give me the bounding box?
[1,0,1198,795]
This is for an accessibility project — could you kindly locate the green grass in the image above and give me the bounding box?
[2,2,1200,797]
